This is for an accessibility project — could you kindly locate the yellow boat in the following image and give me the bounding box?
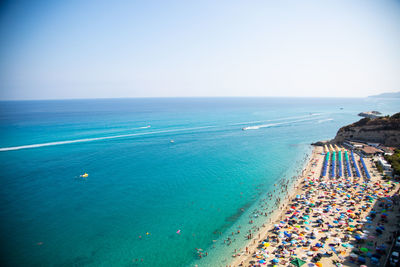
[80,173,89,178]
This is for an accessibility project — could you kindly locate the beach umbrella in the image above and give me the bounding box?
[290,258,306,267]
[360,247,369,253]
[264,242,270,247]
[272,258,279,263]
[349,253,358,260]
[315,262,322,267]
[371,257,379,264]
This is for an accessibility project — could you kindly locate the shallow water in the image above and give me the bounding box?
[0,97,398,266]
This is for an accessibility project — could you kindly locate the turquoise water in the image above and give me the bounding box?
[0,97,398,267]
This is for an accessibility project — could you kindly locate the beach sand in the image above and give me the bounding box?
[228,146,399,267]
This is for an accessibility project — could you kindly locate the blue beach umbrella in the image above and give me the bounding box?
[371,257,379,264]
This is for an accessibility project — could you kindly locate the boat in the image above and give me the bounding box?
[242,126,260,130]
[80,173,89,178]
[170,140,175,143]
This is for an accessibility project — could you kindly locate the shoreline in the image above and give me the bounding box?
[191,145,314,267]
[229,146,322,266]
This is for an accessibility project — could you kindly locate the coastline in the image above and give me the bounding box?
[229,146,323,266]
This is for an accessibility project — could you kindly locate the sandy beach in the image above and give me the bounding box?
[228,145,399,267]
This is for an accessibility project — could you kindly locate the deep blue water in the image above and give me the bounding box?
[0,97,398,267]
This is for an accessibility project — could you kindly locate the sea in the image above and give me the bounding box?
[0,97,398,267]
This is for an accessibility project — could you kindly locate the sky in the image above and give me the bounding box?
[0,0,399,100]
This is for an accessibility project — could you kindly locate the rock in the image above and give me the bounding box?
[358,111,383,119]
[332,113,400,147]
[311,140,330,146]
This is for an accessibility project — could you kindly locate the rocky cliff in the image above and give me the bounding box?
[333,113,400,147]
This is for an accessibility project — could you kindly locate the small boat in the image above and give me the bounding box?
[242,126,260,130]
[80,173,89,178]
[170,140,175,143]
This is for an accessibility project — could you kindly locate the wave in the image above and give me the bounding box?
[0,125,216,152]
[317,118,333,123]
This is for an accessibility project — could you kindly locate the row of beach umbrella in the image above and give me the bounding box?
[351,150,361,178]
[338,150,343,177]
[344,151,352,178]
[330,152,336,178]
[359,156,371,179]
[322,152,329,177]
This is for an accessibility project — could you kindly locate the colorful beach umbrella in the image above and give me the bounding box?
[290,258,306,267]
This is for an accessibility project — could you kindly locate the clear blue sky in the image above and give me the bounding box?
[0,0,399,100]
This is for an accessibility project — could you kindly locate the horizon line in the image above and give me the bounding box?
[0,95,371,102]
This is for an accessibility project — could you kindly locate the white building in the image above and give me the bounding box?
[377,157,392,170]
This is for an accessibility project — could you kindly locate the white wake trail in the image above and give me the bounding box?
[230,113,324,126]
[242,117,320,130]
[317,118,333,123]
[0,126,216,152]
